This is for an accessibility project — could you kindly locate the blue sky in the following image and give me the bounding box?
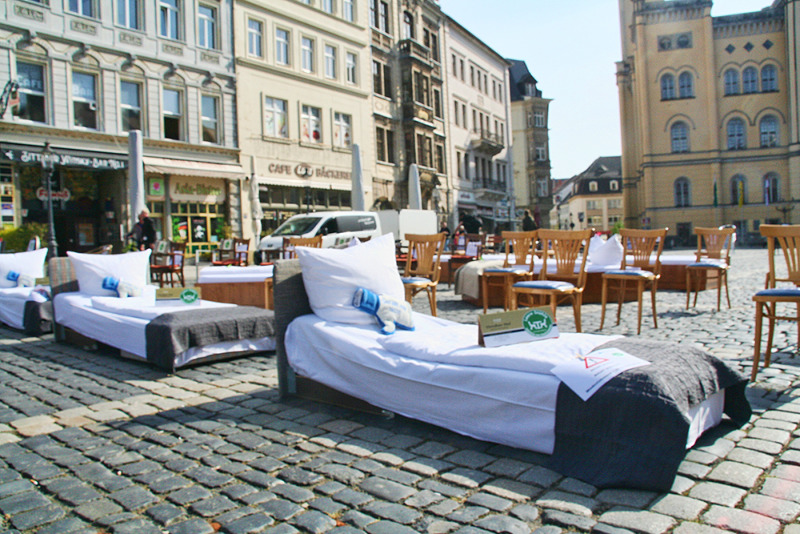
[438,0,774,178]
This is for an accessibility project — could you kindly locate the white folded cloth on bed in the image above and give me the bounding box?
[379,315,619,374]
[0,287,36,300]
[90,295,234,320]
[198,265,274,284]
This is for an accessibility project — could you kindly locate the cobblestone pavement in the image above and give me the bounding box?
[1,248,799,534]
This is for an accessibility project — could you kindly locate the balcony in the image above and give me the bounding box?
[402,101,435,126]
[398,39,434,69]
[469,130,504,156]
[474,179,508,202]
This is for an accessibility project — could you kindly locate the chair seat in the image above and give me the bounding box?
[603,269,655,278]
[754,288,800,298]
[688,261,727,269]
[484,267,528,274]
[402,276,434,285]
[513,280,574,290]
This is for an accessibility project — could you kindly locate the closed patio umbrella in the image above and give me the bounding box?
[351,144,366,211]
[408,163,422,210]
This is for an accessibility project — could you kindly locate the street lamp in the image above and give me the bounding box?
[40,142,59,260]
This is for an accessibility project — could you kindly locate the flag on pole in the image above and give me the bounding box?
[764,178,770,206]
[738,181,744,207]
[713,179,718,207]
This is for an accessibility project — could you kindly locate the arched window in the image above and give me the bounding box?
[727,118,746,150]
[610,180,619,191]
[760,115,779,147]
[678,72,694,98]
[661,74,675,100]
[764,172,780,204]
[730,174,746,205]
[742,67,758,93]
[671,121,689,152]
[674,177,690,207]
[762,64,777,92]
[724,69,739,95]
[402,11,414,39]
[589,181,598,192]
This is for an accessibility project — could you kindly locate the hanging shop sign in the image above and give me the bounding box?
[1,146,127,170]
[170,177,225,203]
[148,177,165,198]
[267,161,350,181]
[36,187,71,202]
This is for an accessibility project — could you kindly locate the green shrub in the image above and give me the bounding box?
[0,223,48,252]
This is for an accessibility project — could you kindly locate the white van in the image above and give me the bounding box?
[257,211,382,256]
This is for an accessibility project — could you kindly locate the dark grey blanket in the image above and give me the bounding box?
[145,306,275,371]
[549,338,751,491]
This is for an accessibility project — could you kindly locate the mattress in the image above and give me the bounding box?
[54,292,275,368]
[0,287,49,330]
[286,313,723,455]
[197,265,274,284]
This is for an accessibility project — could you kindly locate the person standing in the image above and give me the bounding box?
[138,209,156,250]
[522,209,538,231]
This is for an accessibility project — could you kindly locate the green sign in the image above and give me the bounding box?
[523,308,554,337]
[180,288,199,304]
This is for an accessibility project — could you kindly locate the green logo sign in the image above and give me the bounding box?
[523,309,554,337]
[180,288,199,304]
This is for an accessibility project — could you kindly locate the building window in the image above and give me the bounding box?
[163,88,182,140]
[731,175,746,205]
[301,37,314,72]
[120,80,141,132]
[534,111,545,127]
[276,28,290,65]
[413,71,429,106]
[671,121,689,153]
[343,0,354,22]
[370,0,389,33]
[724,68,739,95]
[345,52,357,84]
[69,0,94,18]
[198,4,216,49]
[762,64,777,92]
[263,96,288,138]
[117,0,140,29]
[589,181,598,192]
[660,74,675,100]
[159,0,180,40]
[372,60,391,98]
[760,115,779,147]
[14,62,46,123]
[433,88,442,118]
[764,173,779,204]
[376,126,394,163]
[333,112,351,147]
[72,72,98,129]
[201,95,218,143]
[742,67,758,94]
[403,11,414,39]
[301,105,321,143]
[610,180,619,191]
[248,19,263,58]
[435,144,445,173]
[322,0,333,14]
[608,198,621,208]
[536,146,546,161]
[674,177,690,207]
[324,45,337,79]
[727,118,746,150]
[423,28,439,62]
[678,72,693,98]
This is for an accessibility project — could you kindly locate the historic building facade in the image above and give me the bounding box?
[550,156,623,233]
[0,0,243,253]
[508,59,552,228]
[617,0,796,246]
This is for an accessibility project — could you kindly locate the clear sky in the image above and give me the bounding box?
[438,0,774,179]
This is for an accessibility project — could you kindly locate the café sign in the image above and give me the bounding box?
[267,161,350,181]
[171,177,225,203]
[36,187,71,202]
[1,148,127,171]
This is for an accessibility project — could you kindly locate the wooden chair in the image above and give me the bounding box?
[282,235,323,259]
[402,232,447,316]
[213,238,250,266]
[150,240,171,284]
[600,227,668,335]
[686,226,736,311]
[211,238,234,265]
[510,229,592,332]
[481,230,537,313]
[448,233,484,287]
[751,224,800,381]
[151,241,186,288]
[85,244,113,255]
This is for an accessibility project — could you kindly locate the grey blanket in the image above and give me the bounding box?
[549,338,750,491]
[145,306,275,371]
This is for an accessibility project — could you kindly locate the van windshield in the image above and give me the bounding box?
[271,217,322,237]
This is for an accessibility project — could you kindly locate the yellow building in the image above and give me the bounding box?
[617,0,796,246]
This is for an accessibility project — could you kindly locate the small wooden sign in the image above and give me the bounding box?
[478,306,559,347]
[156,287,201,303]
[35,277,50,286]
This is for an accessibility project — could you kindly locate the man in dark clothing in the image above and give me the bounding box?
[522,209,538,231]
[138,209,156,250]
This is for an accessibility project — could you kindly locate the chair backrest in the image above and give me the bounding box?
[538,229,593,289]
[86,244,113,255]
[404,232,447,283]
[501,230,537,270]
[283,235,323,259]
[152,240,171,265]
[170,241,187,269]
[619,228,668,274]
[760,224,800,287]
[694,226,736,263]
[233,237,250,265]
[220,238,234,251]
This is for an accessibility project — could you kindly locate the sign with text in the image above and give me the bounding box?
[156,287,202,302]
[551,348,650,401]
[478,307,559,347]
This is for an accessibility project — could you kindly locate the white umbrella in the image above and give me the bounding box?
[250,155,263,237]
[128,130,146,226]
[351,144,366,211]
[408,163,422,210]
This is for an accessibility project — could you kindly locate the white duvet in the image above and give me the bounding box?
[90,295,235,320]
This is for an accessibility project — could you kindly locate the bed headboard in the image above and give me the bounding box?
[48,257,78,297]
[273,259,312,398]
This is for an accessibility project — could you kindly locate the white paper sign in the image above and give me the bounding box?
[466,242,479,257]
[551,348,650,401]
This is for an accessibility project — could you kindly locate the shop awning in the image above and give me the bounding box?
[143,156,245,180]
[256,175,352,191]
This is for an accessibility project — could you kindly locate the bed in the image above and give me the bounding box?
[50,254,275,371]
[273,235,751,491]
[0,247,53,333]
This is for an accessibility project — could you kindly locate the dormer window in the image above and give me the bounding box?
[525,82,535,96]
[610,180,619,191]
[589,181,598,192]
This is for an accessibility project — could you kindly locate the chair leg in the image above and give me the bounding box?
[636,281,643,335]
[510,289,518,310]
[616,280,625,326]
[650,281,658,329]
[600,277,608,330]
[573,294,583,333]
[723,271,731,308]
[716,270,722,312]
[481,275,489,314]
[429,286,437,317]
[685,269,691,309]
[765,310,776,369]
[752,301,763,381]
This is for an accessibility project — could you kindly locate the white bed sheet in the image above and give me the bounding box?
[198,265,274,284]
[0,286,49,330]
[286,313,724,454]
[54,292,275,367]
[90,295,233,320]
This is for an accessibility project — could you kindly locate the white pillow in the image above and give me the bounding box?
[67,249,152,296]
[588,234,605,254]
[589,234,624,266]
[296,233,404,325]
[0,248,48,289]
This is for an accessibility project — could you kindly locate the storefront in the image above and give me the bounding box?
[0,143,128,253]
